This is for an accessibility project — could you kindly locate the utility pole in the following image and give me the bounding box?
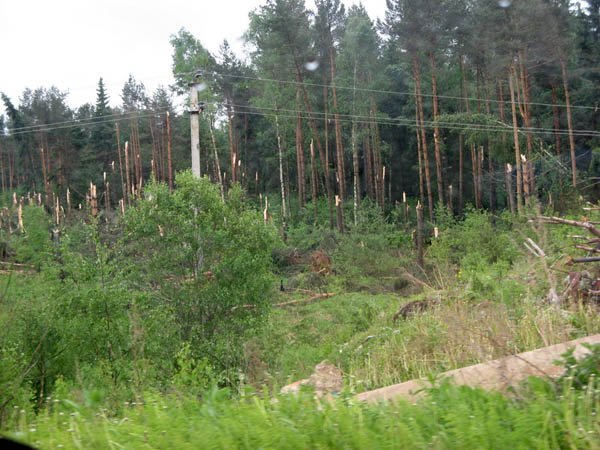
[189,73,203,178]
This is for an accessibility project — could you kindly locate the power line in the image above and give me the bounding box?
[227,102,600,137]
[4,108,171,134]
[183,68,600,111]
[4,108,180,137]
[232,107,600,138]
[3,99,600,140]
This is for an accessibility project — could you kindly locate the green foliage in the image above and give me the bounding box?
[557,343,600,390]
[124,172,279,373]
[430,209,518,270]
[0,174,280,418]
[13,206,52,270]
[171,343,221,397]
[333,202,408,291]
[429,209,520,299]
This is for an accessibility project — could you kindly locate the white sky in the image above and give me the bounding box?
[0,0,387,115]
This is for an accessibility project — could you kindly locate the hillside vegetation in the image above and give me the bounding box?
[0,173,598,448]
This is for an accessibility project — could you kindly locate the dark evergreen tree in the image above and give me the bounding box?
[90,78,115,175]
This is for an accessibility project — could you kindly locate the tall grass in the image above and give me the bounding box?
[7,378,599,450]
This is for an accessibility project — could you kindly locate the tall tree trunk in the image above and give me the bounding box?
[115,123,126,202]
[166,112,173,191]
[460,55,471,114]
[8,146,14,191]
[310,140,318,224]
[124,141,131,205]
[364,133,374,199]
[351,61,360,225]
[478,147,483,208]
[351,121,359,225]
[40,147,49,206]
[560,58,577,187]
[551,84,562,155]
[458,133,464,214]
[370,109,384,208]
[149,116,158,180]
[415,101,425,205]
[505,164,515,214]
[470,144,480,208]
[488,153,496,211]
[275,115,287,236]
[429,53,444,205]
[227,106,237,185]
[0,142,5,193]
[295,88,306,208]
[508,66,523,213]
[459,56,470,215]
[293,64,333,223]
[208,118,225,202]
[322,81,333,228]
[483,79,495,211]
[413,55,433,220]
[330,48,346,207]
[497,80,505,123]
[518,51,534,159]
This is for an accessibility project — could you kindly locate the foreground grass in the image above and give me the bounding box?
[6,380,599,450]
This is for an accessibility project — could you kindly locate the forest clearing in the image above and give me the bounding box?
[1,0,600,448]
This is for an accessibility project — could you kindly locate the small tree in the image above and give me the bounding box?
[124,171,279,375]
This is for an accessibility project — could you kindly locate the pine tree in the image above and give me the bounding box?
[90,78,115,174]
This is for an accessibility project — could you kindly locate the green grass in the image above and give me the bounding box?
[6,380,599,449]
[248,287,600,392]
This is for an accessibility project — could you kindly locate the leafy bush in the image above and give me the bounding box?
[123,172,280,373]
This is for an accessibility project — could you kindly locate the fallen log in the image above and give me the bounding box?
[274,292,335,308]
[571,256,600,263]
[356,334,600,404]
[235,292,335,310]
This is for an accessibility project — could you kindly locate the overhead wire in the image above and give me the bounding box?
[3,99,600,139]
[180,68,600,111]
[4,108,171,134]
[4,108,182,137]
[3,67,600,139]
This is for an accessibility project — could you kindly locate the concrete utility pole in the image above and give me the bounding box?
[189,75,203,178]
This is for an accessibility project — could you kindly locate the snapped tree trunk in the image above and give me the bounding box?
[560,58,577,187]
[413,55,433,220]
[508,66,523,213]
[295,88,306,208]
[275,115,288,236]
[429,53,444,206]
[330,48,346,206]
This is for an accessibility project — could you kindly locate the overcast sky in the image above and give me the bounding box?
[0,0,387,115]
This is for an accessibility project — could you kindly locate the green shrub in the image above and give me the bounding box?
[556,343,600,390]
[123,172,280,374]
[13,206,52,270]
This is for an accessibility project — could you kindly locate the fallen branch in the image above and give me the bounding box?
[574,245,600,253]
[275,293,335,308]
[234,293,336,311]
[537,216,600,238]
[0,261,35,268]
[570,256,600,263]
[523,238,546,258]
